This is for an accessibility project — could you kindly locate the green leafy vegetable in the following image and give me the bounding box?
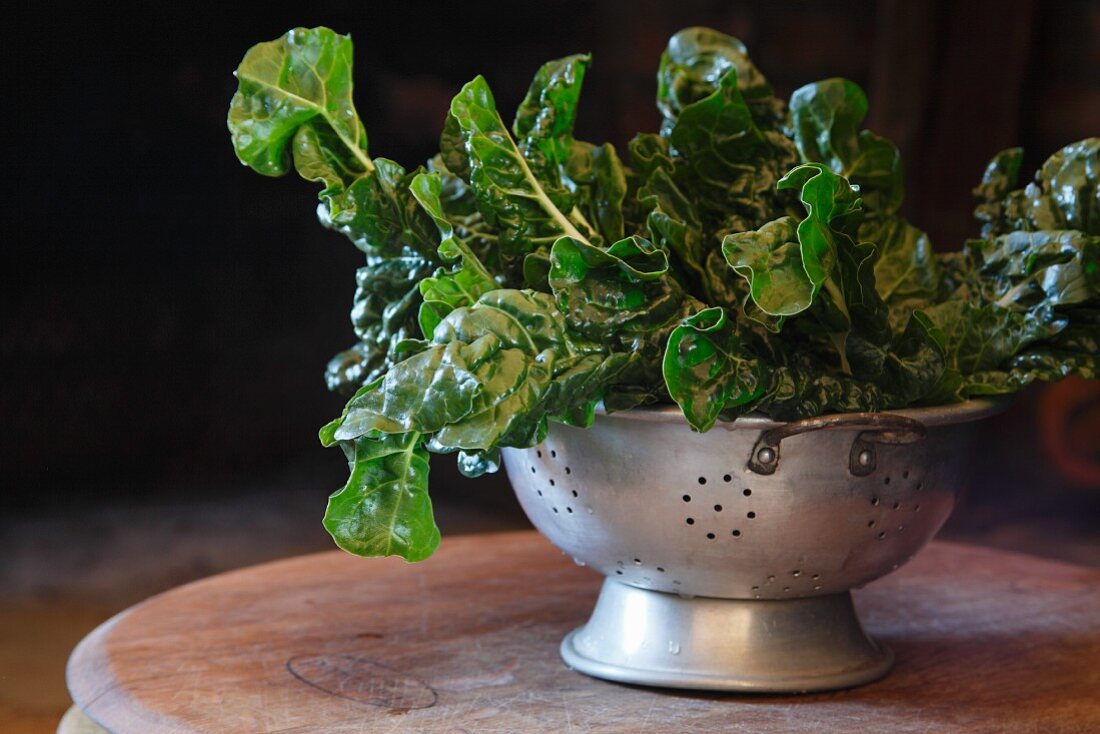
[229,26,1099,561]
[324,433,438,561]
[663,307,764,431]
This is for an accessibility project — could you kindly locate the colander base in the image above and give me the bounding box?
[560,579,893,692]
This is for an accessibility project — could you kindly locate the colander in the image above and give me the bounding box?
[501,398,1006,692]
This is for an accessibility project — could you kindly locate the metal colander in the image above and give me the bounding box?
[502,399,1006,692]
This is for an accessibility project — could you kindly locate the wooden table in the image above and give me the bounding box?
[65,531,1100,733]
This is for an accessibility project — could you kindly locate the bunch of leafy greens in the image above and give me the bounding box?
[229,27,1099,560]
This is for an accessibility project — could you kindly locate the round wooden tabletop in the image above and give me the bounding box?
[66,531,1100,733]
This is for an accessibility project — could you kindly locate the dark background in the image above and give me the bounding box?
[3,1,1098,554]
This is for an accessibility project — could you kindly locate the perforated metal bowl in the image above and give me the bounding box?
[502,399,1006,692]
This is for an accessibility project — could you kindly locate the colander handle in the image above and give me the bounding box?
[746,412,927,476]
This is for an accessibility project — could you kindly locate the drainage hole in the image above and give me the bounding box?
[686,518,695,525]
[536,450,542,458]
[698,476,707,485]
[566,507,573,514]
[892,501,900,510]
[550,450,557,458]
[868,520,875,527]
[552,507,559,514]
[682,494,691,503]
[615,570,623,575]
[743,488,752,497]
[732,529,742,537]
[884,476,892,485]
[902,470,910,479]
[723,474,733,483]
[871,497,880,506]
[792,570,802,577]
[877,531,886,539]
[537,489,543,497]
[811,573,820,580]
[571,490,578,498]
[657,567,665,573]
[530,466,536,474]
[706,532,716,540]
[714,504,723,512]
[633,558,642,565]
[747,511,756,519]
[565,467,572,475]
[549,479,555,487]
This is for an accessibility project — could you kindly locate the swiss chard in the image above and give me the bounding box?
[230,27,1099,561]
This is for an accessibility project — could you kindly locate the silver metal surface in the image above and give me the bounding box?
[502,399,1007,691]
[561,581,892,692]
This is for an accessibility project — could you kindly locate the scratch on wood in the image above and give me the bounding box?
[285,654,437,711]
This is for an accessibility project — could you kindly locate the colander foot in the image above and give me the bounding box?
[560,579,893,692]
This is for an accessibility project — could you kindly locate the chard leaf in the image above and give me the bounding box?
[316,157,439,258]
[439,112,471,181]
[722,216,811,318]
[628,132,675,183]
[324,433,439,561]
[723,163,864,332]
[757,364,887,420]
[924,300,1065,376]
[663,307,765,431]
[973,147,1024,237]
[332,340,486,439]
[449,76,593,284]
[789,78,903,218]
[229,27,370,177]
[513,54,591,170]
[971,230,1100,309]
[999,138,1099,236]
[565,141,629,243]
[657,27,781,134]
[549,235,685,341]
[325,254,436,395]
[330,289,639,453]
[866,217,940,322]
[777,163,863,290]
[410,172,497,334]
[847,311,945,404]
[668,68,798,228]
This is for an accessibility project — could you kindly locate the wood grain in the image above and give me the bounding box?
[66,531,1100,733]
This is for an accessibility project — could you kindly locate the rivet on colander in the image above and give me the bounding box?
[757,447,776,464]
[857,450,873,467]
